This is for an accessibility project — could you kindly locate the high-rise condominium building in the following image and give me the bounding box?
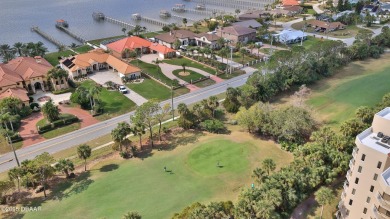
[338,108,390,219]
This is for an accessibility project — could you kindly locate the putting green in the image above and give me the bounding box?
[187,139,250,175]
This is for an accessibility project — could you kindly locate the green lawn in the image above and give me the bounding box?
[218,70,246,80]
[195,79,216,88]
[36,114,81,139]
[305,53,390,127]
[172,69,206,83]
[44,50,76,66]
[163,57,217,75]
[21,129,293,219]
[73,45,93,53]
[130,60,173,85]
[231,52,257,65]
[126,78,189,101]
[302,36,328,49]
[79,80,137,120]
[88,35,123,46]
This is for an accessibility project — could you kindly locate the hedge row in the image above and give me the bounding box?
[38,116,79,134]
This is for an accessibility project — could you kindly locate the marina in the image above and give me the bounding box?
[0,0,239,51]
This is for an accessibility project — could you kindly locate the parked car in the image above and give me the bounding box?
[119,85,128,94]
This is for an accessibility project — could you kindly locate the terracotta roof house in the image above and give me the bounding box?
[233,19,263,29]
[307,20,346,31]
[155,30,197,48]
[60,49,141,80]
[0,88,29,104]
[215,25,256,43]
[194,33,222,49]
[0,56,65,103]
[283,0,300,6]
[106,36,176,59]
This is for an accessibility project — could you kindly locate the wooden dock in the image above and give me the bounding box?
[56,26,86,44]
[31,26,68,49]
[172,7,212,15]
[171,14,197,22]
[132,15,172,27]
[191,0,269,10]
[105,16,137,29]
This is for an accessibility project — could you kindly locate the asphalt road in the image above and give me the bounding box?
[0,67,256,173]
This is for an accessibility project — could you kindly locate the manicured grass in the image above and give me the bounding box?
[79,80,137,120]
[36,114,80,139]
[126,78,189,101]
[73,45,93,53]
[274,53,390,128]
[231,52,257,65]
[195,78,216,88]
[187,139,250,175]
[291,20,373,38]
[172,69,206,83]
[302,36,328,49]
[130,60,173,85]
[218,70,246,80]
[21,129,293,219]
[44,50,76,66]
[88,35,123,46]
[163,57,217,75]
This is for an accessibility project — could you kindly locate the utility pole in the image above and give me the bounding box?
[171,83,174,121]
[230,46,233,74]
[6,132,20,167]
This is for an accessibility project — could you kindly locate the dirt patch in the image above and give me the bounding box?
[178,71,190,76]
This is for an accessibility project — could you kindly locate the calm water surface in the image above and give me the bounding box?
[0,0,232,51]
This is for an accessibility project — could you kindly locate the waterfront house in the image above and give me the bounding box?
[238,10,271,20]
[60,49,141,80]
[194,33,222,49]
[0,56,65,103]
[233,19,262,29]
[282,0,300,7]
[215,25,256,44]
[155,30,197,48]
[106,36,176,59]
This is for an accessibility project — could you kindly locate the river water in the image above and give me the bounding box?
[0,0,233,51]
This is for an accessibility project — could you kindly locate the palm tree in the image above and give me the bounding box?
[132,122,146,150]
[88,86,102,109]
[235,9,241,18]
[192,103,203,122]
[77,144,92,171]
[181,63,187,73]
[315,187,333,219]
[217,37,225,49]
[0,44,16,62]
[123,211,142,219]
[207,96,219,118]
[182,18,188,29]
[8,167,22,192]
[13,42,24,56]
[193,22,199,33]
[239,48,247,67]
[41,100,60,122]
[262,158,276,175]
[219,47,229,65]
[255,43,262,60]
[252,167,267,184]
[55,159,75,178]
[177,103,189,116]
[0,112,11,131]
[111,122,132,151]
[122,27,127,36]
[47,68,68,91]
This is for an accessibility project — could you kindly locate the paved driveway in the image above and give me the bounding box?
[88,70,147,106]
[32,90,71,106]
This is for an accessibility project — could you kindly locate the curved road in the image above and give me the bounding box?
[0,67,257,172]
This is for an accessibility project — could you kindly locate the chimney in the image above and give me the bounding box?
[34,56,42,63]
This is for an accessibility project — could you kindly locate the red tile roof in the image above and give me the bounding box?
[149,43,175,54]
[0,88,29,102]
[107,36,152,53]
[283,0,299,6]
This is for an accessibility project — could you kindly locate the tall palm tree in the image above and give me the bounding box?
[182,18,188,29]
[0,44,16,62]
[111,122,132,151]
[8,167,22,192]
[239,48,247,67]
[77,144,91,171]
[177,103,189,116]
[192,103,203,122]
[122,27,127,36]
[13,42,24,56]
[181,63,187,73]
[262,158,276,175]
[0,112,11,131]
[219,47,229,65]
[207,96,219,118]
[132,122,146,149]
[315,187,333,219]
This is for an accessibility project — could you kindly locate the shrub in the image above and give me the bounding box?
[38,124,53,133]
[29,96,34,103]
[200,119,225,133]
[119,151,130,159]
[163,126,170,134]
[67,78,77,88]
[19,106,32,118]
[52,120,65,127]
[30,102,40,110]
[52,88,73,95]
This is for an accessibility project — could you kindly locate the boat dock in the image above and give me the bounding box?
[190,0,269,10]
[92,12,136,30]
[132,14,172,27]
[31,26,68,49]
[55,20,86,44]
[171,14,197,22]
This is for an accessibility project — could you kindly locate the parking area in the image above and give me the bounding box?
[88,70,122,85]
[88,70,147,106]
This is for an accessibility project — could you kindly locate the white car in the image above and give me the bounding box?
[119,85,128,94]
